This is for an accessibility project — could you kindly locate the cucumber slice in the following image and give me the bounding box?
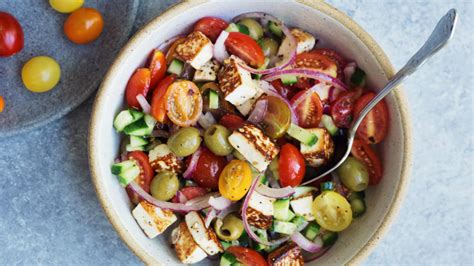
[209,90,219,109]
[113,110,144,132]
[293,186,316,198]
[124,114,156,136]
[220,252,237,266]
[225,23,240,32]
[320,181,335,191]
[273,198,290,221]
[253,229,268,251]
[267,21,283,38]
[269,157,280,180]
[351,67,366,87]
[236,24,250,35]
[350,197,366,218]
[273,220,297,235]
[111,160,139,187]
[287,123,318,146]
[125,144,145,152]
[285,209,296,222]
[167,58,184,76]
[322,231,338,247]
[221,241,232,250]
[281,74,297,85]
[291,215,307,230]
[130,135,148,148]
[321,114,338,136]
[304,222,320,241]
[238,231,250,247]
[111,160,136,175]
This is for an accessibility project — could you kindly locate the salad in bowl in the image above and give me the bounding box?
[109,11,389,265]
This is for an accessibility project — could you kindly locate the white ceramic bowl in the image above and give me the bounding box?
[89,0,412,264]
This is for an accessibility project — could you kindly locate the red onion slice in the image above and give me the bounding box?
[176,191,188,203]
[255,184,295,199]
[157,34,185,52]
[198,112,216,129]
[128,182,209,212]
[263,68,348,92]
[214,30,230,62]
[136,94,151,114]
[247,98,268,125]
[183,147,201,179]
[204,208,217,228]
[291,232,324,253]
[256,80,298,124]
[209,196,233,210]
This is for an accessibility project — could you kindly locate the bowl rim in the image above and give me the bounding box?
[88,0,413,264]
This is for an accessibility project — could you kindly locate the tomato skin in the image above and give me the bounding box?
[172,186,208,203]
[165,37,186,63]
[293,51,338,78]
[147,49,167,89]
[330,92,356,128]
[165,80,203,127]
[193,16,228,43]
[225,32,265,68]
[125,151,154,204]
[279,144,306,187]
[192,147,227,190]
[150,75,175,122]
[64,7,104,44]
[227,246,267,266]
[0,12,24,57]
[290,89,323,128]
[312,191,352,231]
[351,139,383,185]
[22,56,61,93]
[219,114,245,131]
[271,80,296,100]
[353,92,389,144]
[0,96,4,112]
[125,68,151,110]
[313,48,346,79]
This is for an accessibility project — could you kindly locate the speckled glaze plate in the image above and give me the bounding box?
[0,0,139,137]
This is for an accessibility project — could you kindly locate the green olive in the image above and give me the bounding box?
[336,157,369,192]
[238,18,263,40]
[167,127,201,157]
[150,171,180,201]
[214,214,244,241]
[204,124,233,156]
[259,38,279,57]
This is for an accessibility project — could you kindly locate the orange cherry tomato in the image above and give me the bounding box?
[147,49,167,88]
[0,96,4,112]
[225,32,265,68]
[125,68,151,110]
[165,80,203,127]
[150,75,176,123]
[165,37,186,64]
[351,139,383,185]
[353,91,389,144]
[64,7,103,44]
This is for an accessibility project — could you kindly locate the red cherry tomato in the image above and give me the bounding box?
[351,139,383,185]
[225,32,265,68]
[353,92,389,144]
[193,16,228,42]
[330,92,356,128]
[147,49,167,89]
[313,48,347,79]
[279,143,306,187]
[226,246,268,266]
[293,51,338,78]
[125,151,154,204]
[192,147,227,190]
[290,89,323,128]
[125,68,151,110]
[0,11,24,57]
[172,186,208,203]
[150,75,176,122]
[270,80,296,100]
[219,114,245,131]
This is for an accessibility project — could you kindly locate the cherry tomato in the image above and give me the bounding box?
[150,75,176,122]
[351,139,383,185]
[219,160,252,201]
[125,68,151,110]
[165,80,203,127]
[353,92,389,144]
[165,37,185,63]
[312,191,352,231]
[0,11,24,57]
[125,151,154,204]
[226,246,267,266]
[193,16,228,43]
[192,147,227,190]
[219,114,245,131]
[330,92,356,128]
[49,0,84,13]
[0,96,4,112]
[290,89,323,128]
[64,7,104,44]
[147,49,167,89]
[293,51,338,78]
[260,95,291,139]
[270,79,296,100]
[225,32,265,68]
[21,56,61,93]
[279,143,306,187]
[314,48,346,79]
[172,186,208,203]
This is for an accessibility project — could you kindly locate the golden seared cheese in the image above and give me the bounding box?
[245,190,275,229]
[218,55,258,106]
[171,222,208,264]
[185,211,223,256]
[175,31,213,70]
[300,128,334,168]
[290,192,315,221]
[235,80,266,116]
[290,28,316,54]
[132,201,177,239]
[228,124,279,172]
[148,144,183,174]
[194,59,220,82]
[267,242,305,266]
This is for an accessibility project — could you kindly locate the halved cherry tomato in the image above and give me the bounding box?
[290,89,323,128]
[172,186,208,203]
[293,51,338,78]
[271,80,296,100]
[0,11,24,57]
[219,114,245,131]
[150,75,176,122]
[261,95,291,139]
[219,160,252,201]
[125,68,151,110]
[225,32,265,68]
[353,92,389,144]
[330,92,356,128]
[193,16,228,42]
[312,191,352,231]
[351,139,383,185]
[314,48,346,79]
[147,49,167,88]
[125,151,154,204]
[192,147,227,190]
[279,143,306,187]
[64,7,103,44]
[165,80,203,127]
[226,246,267,266]
[165,37,186,63]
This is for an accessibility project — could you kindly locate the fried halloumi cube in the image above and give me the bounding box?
[194,59,220,82]
[300,128,334,167]
[185,211,223,256]
[171,222,208,264]
[148,144,183,174]
[267,242,304,266]
[132,201,177,239]
[176,31,214,70]
[218,56,258,106]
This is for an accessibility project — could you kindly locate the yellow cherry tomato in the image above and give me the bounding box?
[0,96,4,112]
[312,191,353,232]
[218,160,252,201]
[22,56,61,93]
[49,0,84,13]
